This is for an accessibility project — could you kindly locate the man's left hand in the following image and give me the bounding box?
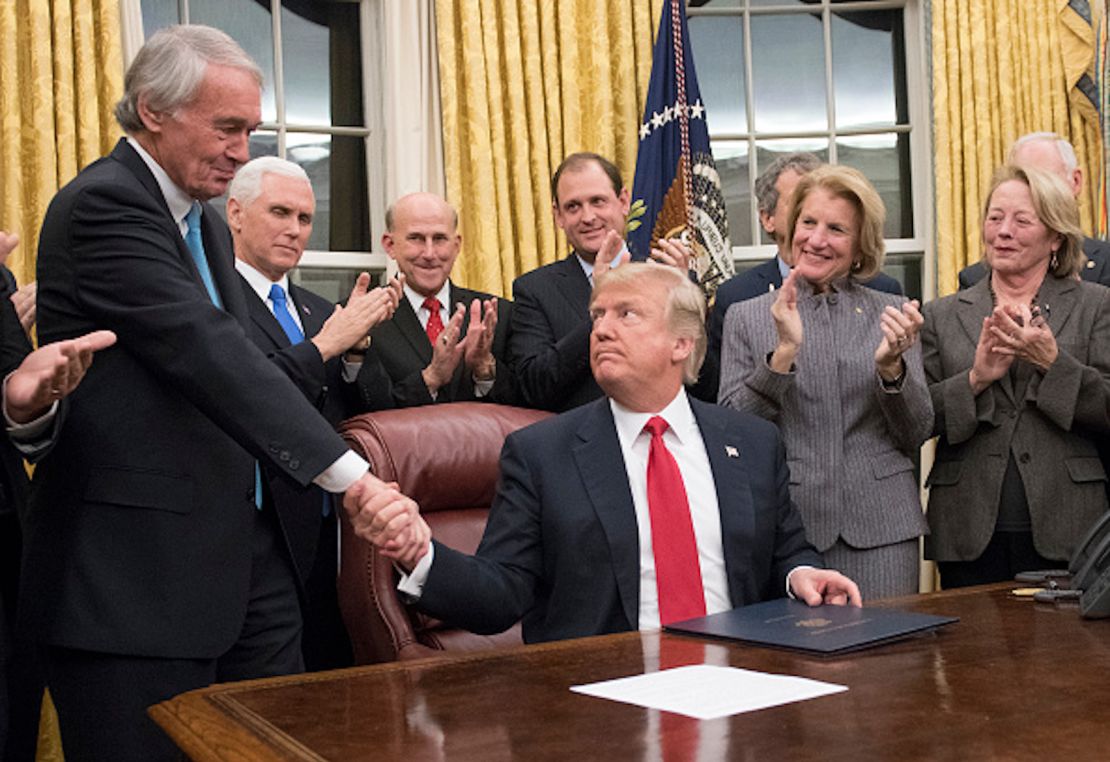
[5,330,117,424]
[463,297,498,381]
[789,568,863,607]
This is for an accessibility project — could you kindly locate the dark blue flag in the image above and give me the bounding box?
[628,0,732,298]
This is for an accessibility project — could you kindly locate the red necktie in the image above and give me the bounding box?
[644,416,706,626]
[423,297,444,344]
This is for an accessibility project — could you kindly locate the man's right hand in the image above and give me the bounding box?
[342,471,430,570]
[5,330,117,424]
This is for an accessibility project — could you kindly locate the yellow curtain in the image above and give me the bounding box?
[933,0,1101,297]
[0,0,123,289]
[0,4,122,760]
[435,0,663,297]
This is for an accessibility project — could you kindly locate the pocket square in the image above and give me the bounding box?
[725,445,739,459]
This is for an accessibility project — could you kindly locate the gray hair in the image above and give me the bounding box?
[1009,132,1078,172]
[228,156,310,209]
[590,263,707,385]
[115,25,263,133]
[754,152,822,217]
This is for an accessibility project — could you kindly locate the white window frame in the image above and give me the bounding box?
[121,0,388,273]
[689,0,934,299]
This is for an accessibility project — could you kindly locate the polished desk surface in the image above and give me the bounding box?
[150,584,1110,761]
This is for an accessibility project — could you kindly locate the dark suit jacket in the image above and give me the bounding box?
[239,276,354,588]
[921,275,1110,562]
[509,255,602,411]
[958,237,1110,289]
[0,269,31,522]
[24,139,351,659]
[356,283,515,409]
[695,257,903,401]
[417,397,822,644]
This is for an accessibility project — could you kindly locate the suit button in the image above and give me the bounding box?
[289,460,299,470]
[279,450,291,462]
[1019,452,1031,464]
[269,444,279,453]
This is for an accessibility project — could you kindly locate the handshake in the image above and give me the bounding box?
[342,473,430,571]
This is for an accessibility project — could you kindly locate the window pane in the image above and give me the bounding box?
[291,269,367,305]
[690,16,746,134]
[713,141,751,246]
[753,138,829,245]
[751,14,826,132]
[749,0,809,6]
[832,11,906,129]
[282,2,364,127]
[836,133,913,239]
[188,0,278,123]
[139,0,179,37]
[287,133,369,251]
[691,0,742,9]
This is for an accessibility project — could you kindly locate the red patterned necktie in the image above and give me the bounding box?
[423,297,444,344]
[644,416,706,626]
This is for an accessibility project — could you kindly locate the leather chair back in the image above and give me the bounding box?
[337,402,552,663]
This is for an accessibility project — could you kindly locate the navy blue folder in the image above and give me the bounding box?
[664,599,958,655]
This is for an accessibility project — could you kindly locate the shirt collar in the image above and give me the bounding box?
[126,136,195,232]
[610,387,695,447]
[405,280,451,315]
[776,255,791,280]
[235,258,290,303]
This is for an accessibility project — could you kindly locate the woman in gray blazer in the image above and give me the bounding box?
[719,166,933,600]
[921,165,1110,587]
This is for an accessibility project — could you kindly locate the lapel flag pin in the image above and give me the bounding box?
[725,445,739,459]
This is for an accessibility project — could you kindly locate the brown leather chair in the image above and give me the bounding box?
[337,402,552,663]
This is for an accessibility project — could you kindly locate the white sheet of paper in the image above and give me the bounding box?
[570,664,847,720]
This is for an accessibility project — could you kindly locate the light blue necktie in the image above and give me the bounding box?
[185,203,259,508]
[268,284,332,516]
[184,202,222,308]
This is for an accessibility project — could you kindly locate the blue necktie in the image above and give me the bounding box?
[268,284,305,344]
[184,204,259,508]
[268,283,332,516]
[184,203,222,308]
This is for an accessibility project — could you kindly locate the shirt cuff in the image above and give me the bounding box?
[340,358,362,382]
[397,542,435,599]
[473,373,495,398]
[313,450,371,493]
[3,373,59,445]
[785,565,816,599]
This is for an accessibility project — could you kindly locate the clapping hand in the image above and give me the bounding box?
[874,299,923,381]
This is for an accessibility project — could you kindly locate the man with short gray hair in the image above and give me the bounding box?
[28,25,412,760]
[228,156,402,671]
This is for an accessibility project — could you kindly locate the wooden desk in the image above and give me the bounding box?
[151,585,1110,760]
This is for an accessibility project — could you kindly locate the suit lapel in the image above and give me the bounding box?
[393,298,433,364]
[554,255,592,316]
[691,400,754,606]
[240,276,291,349]
[571,401,640,629]
[290,284,326,340]
[759,258,783,292]
[954,279,1016,403]
[1036,273,1079,345]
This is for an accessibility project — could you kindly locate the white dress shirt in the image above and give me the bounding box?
[610,388,732,629]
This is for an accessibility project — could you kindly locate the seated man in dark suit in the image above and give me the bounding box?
[958,132,1110,289]
[697,154,902,401]
[510,152,691,412]
[364,262,860,644]
[355,192,515,409]
[227,156,402,671]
